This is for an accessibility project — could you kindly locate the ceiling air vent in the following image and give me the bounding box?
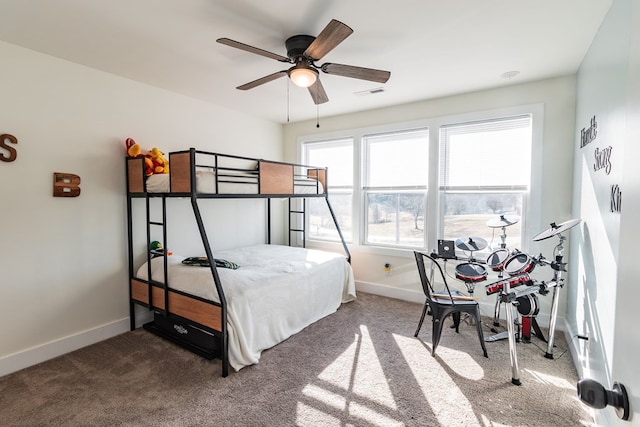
[354,87,385,97]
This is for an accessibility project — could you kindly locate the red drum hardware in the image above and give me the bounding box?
[485,215,521,327]
[455,263,488,283]
[517,293,540,345]
[453,236,488,295]
[485,273,531,296]
[504,252,536,276]
[516,293,540,317]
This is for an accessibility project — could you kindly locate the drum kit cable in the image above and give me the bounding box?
[432,215,581,385]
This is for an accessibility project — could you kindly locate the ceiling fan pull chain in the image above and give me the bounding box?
[316,105,320,128]
[287,79,290,122]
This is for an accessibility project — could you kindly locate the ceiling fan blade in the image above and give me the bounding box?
[308,79,329,105]
[217,38,291,63]
[237,71,288,90]
[321,63,390,83]
[304,19,353,61]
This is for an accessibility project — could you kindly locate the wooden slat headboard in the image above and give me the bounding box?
[259,161,294,194]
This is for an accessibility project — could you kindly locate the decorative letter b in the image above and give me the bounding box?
[53,172,81,197]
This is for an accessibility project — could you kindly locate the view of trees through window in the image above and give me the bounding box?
[366,193,425,246]
[364,129,429,248]
[440,116,532,253]
[304,139,353,243]
[301,113,533,252]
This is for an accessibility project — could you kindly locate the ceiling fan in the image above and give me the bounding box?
[217,19,391,105]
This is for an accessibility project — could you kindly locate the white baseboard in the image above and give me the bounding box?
[0,318,131,378]
[356,281,425,304]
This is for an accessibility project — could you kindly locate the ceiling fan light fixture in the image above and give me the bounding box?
[289,65,318,88]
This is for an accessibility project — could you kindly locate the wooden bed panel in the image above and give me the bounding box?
[169,152,192,193]
[127,158,145,193]
[307,169,327,193]
[259,161,294,194]
[131,279,222,332]
[131,279,164,308]
[169,294,223,332]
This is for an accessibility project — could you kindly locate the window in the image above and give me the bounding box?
[363,129,429,248]
[439,115,532,253]
[298,106,539,256]
[303,138,353,242]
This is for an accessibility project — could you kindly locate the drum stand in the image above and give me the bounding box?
[543,235,567,359]
[503,288,522,385]
[492,226,509,327]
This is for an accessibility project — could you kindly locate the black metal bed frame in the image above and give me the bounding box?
[126,148,350,377]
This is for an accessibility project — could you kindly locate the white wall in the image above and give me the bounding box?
[570,0,639,425]
[0,41,282,376]
[283,76,578,326]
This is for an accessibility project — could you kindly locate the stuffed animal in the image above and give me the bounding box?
[148,147,170,174]
[149,240,172,257]
[125,137,154,176]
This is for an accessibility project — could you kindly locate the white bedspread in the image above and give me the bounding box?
[137,244,355,371]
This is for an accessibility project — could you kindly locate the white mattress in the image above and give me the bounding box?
[137,244,355,371]
[145,171,323,194]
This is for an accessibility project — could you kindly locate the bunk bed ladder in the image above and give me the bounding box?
[288,198,306,248]
[145,195,170,316]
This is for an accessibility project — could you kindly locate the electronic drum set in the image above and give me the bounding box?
[433,215,581,385]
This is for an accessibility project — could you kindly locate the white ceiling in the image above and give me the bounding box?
[0,0,612,124]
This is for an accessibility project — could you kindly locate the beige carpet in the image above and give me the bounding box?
[0,293,593,426]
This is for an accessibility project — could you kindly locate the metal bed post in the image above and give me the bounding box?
[126,160,136,331]
[190,196,229,377]
[267,199,271,244]
[324,196,351,263]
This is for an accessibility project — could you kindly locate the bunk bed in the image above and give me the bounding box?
[126,148,354,377]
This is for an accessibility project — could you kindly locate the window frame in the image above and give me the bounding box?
[438,114,534,256]
[361,128,429,249]
[297,104,543,258]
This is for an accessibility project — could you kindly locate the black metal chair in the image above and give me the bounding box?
[414,251,488,358]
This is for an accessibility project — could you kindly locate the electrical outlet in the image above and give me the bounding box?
[384,262,391,275]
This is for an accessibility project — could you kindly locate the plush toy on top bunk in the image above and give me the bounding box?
[148,147,169,175]
[125,137,169,176]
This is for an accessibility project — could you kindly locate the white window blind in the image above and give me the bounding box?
[439,115,532,190]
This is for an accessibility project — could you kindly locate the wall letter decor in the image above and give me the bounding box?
[610,184,622,213]
[53,172,81,197]
[0,133,18,162]
[580,116,597,149]
[593,146,613,175]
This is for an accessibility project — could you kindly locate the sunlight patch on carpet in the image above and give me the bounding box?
[295,402,341,427]
[302,384,346,410]
[296,325,406,426]
[522,368,575,389]
[394,334,482,427]
[394,334,484,381]
[317,325,398,410]
[479,414,511,426]
[348,400,405,427]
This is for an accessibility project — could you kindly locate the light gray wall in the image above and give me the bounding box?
[0,40,282,375]
[283,76,578,326]
[571,0,640,425]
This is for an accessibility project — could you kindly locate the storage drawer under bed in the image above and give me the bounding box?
[144,312,222,360]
